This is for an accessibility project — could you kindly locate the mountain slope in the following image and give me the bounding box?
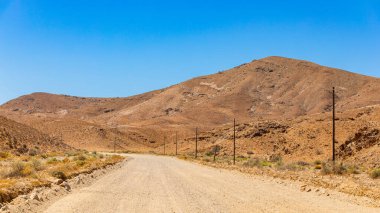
[0,115,71,154]
[1,56,379,153]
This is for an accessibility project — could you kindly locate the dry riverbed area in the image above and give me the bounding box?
[179,154,380,205]
[0,151,125,212]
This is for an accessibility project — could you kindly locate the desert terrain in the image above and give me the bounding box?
[0,56,380,211]
[1,56,379,164]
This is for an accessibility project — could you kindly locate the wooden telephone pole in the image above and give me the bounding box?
[233,119,236,165]
[195,128,198,159]
[175,132,178,156]
[163,136,166,155]
[332,87,336,162]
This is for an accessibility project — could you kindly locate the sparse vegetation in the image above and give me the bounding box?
[51,170,67,180]
[0,151,125,203]
[0,152,10,159]
[7,161,33,177]
[31,158,44,171]
[370,168,380,179]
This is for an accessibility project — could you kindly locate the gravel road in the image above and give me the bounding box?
[44,154,379,213]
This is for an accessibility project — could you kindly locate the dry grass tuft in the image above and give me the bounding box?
[370,168,380,179]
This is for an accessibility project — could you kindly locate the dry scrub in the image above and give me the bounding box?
[0,151,124,204]
[177,152,380,202]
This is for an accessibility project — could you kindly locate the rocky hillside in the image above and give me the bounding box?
[1,56,379,158]
[3,56,380,125]
[173,105,380,167]
[0,116,71,154]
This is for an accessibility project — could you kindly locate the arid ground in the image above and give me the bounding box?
[0,56,379,211]
[35,155,380,213]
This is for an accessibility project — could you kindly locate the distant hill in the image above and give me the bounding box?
[1,56,379,161]
[3,56,380,124]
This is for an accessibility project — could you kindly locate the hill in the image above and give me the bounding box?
[1,56,379,163]
[0,115,71,154]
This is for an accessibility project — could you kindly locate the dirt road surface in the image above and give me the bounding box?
[44,154,379,213]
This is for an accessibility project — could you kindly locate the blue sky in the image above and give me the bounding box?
[0,0,379,104]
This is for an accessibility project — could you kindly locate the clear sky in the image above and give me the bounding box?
[1,0,379,104]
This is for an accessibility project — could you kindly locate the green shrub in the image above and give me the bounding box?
[75,155,87,161]
[51,171,67,180]
[31,159,44,171]
[260,161,272,167]
[7,161,32,177]
[269,155,282,163]
[47,158,59,164]
[370,168,380,179]
[8,161,25,177]
[333,163,347,175]
[0,152,10,159]
[321,162,347,175]
[205,151,214,157]
[321,163,332,175]
[297,161,309,166]
[28,149,38,156]
[76,160,86,166]
[347,165,360,174]
[243,158,261,168]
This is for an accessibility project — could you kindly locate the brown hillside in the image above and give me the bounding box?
[1,56,379,160]
[0,116,71,154]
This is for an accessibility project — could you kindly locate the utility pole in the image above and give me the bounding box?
[164,136,166,155]
[175,132,178,156]
[233,119,236,165]
[195,127,198,159]
[114,138,116,153]
[213,146,217,162]
[332,87,336,162]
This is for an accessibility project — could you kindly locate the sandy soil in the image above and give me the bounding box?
[43,154,379,213]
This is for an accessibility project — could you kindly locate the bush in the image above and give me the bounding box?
[269,155,282,163]
[321,162,347,175]
[370,168,380,179]
[205,151,214,157]
[31,159,44,171]
[243,158,261,168]
[76,160,86,166]
[8,161,25,177]
[47,158,59,164]
[51,171,67,180]
[7,161,32,177]
[347,165,360,174]
[283,163,298,171]
[321,163,332,175]
[333,163,347,175]
[260,160,272,167]
[297,161,309,166]
[75,155,87,161]
[243,158,272,168]
[0,152,10,159]
[65,151,80,157]
[28,149,38,156]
